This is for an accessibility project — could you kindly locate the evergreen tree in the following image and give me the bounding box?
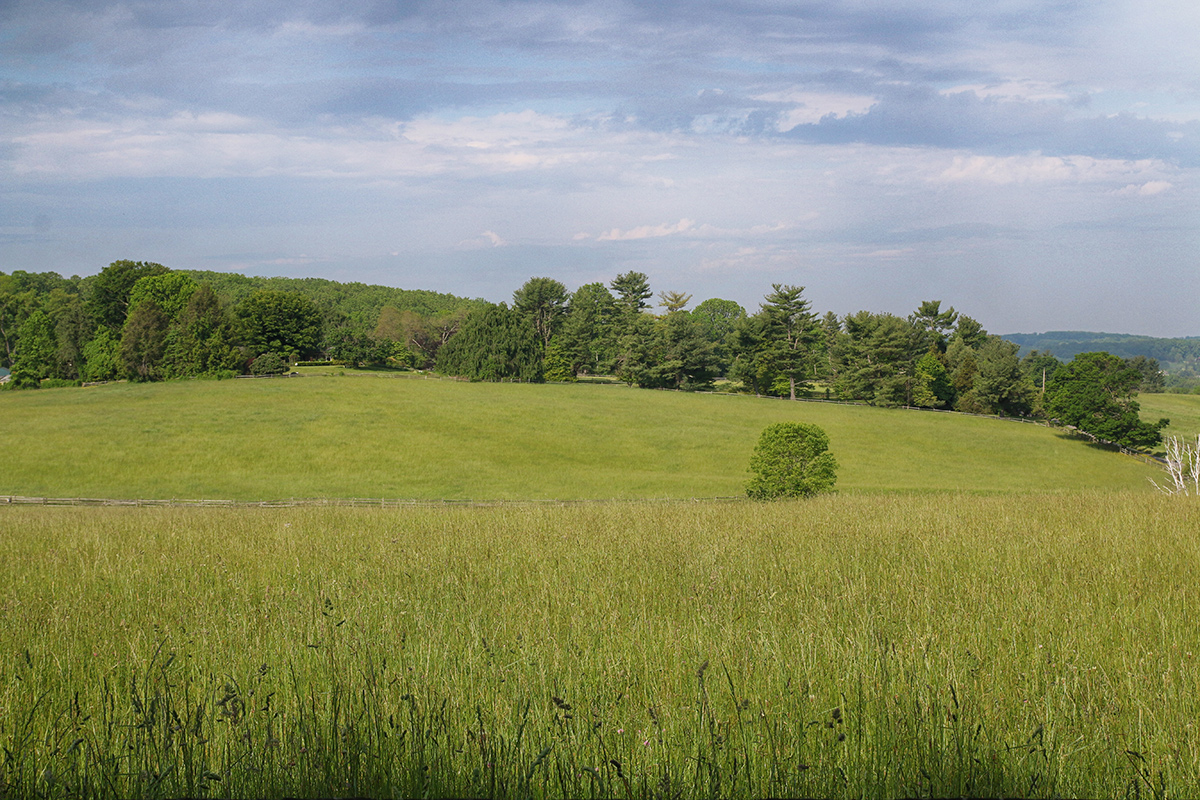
[436,304,543,382]
[760,284,818,400]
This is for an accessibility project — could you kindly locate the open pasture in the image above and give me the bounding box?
[0,374,1164,501]
[1141,392,1200,444]
[2,494,1199,798]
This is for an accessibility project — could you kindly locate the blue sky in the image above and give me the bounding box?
[2,0,1197,335]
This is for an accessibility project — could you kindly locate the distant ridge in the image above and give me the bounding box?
[1002,331,1200,366]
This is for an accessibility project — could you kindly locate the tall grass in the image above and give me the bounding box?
[2,494,1198,797]
[0,374,1164,500]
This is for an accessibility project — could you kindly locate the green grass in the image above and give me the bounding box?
[1141,392,1200,443]
[2,495,1198,798]
[0,374,1165,500]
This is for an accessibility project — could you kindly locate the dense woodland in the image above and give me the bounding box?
[0,262,1182,449]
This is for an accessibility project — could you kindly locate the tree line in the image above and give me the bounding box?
[0,261,478,385]
[1,263,1169,450]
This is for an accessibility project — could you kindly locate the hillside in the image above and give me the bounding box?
[0,372,1164,501]
[1003,330,1200,366]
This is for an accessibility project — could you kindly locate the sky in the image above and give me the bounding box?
[1,0,1198,336]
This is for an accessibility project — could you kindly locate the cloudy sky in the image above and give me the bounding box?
[2,0,1197,335]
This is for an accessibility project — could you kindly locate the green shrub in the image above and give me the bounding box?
[746,421,838,499]
[249,352,289,376]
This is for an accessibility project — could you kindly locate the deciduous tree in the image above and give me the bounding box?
[1044,351,1168,449]
[746,422,838,499]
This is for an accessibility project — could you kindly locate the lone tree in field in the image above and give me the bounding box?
[746,422,838,499]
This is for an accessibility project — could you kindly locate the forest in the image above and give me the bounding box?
[0,262,1175,450]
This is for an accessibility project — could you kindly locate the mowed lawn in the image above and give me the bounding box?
[0,372,1165,501]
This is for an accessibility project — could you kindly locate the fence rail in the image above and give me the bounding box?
[0,495,744,509]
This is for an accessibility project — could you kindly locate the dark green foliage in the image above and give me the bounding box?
[962,336,1033,416]
[912,351,953,408]
[250,352,289,375]
[760,284,819,400]
[237,290,323,359]
[512,277,569,347]
[53,296,92,380]
[81,328,121,382]
[120,301,171,381]
[11,310,58,384]
[836,311,914,406]
[1125,355,1165,393]
[127,272,199,321]
[610,271,653,314]
[435,303,543,382]
[1004,330,1200,367]
[87,260,170,331]
[746,422,838,499]
[558,282,618,376]
[161,284,243,378]
[1044,351,1168,449]
[690,298,746,376]
[614,311,717,390]
[177,270,479,329]
[728,313,775,396]
[909,299,958,353]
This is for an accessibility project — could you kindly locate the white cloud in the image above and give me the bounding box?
[934,154,1166,186]
[1113,180,1173,196]
[939,80,1070,102]
[753,90,878,131]
[595,218,695,241]
[4,109,623,180]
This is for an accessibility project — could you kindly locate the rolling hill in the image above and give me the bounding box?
[0,371,1168,501]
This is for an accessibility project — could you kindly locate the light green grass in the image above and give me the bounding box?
[0,374,1163,500]
[1,495,1198,798]
[1141,392,1200,443]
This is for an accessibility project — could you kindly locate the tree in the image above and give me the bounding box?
[557,283,618,376]
[237,289,323,360]
[435,303,543,382]
[1125,355,1165,393]
[1150,435,1200,495]
[690,298,746,376]
[161,283,242,377]
[53,296,92,380]
[746,422,838,499]
[87,260,170,331]
[81,327,121,382]
[760,284,818,400]
[120,300,170,380]
[912,351,953,408]
[512,277,569,348]
[11,310,58,385]
[964,336,1033,416]
[836,311,914,406]
[610,271,653,314]
[728,313,776,396]
[658,290,692,314]
[1044,351,1168,450]
[909,300,958,355]
[127,272,199,321]
[1020,349,1062,406]
[250,352,288,375]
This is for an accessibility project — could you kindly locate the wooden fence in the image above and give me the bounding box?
[0,495,743,509]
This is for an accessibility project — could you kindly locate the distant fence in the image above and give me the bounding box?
[0,495,745,509]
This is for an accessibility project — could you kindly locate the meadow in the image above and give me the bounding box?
[3,377,1197,797]
[2,495,1199,799]
[0,372,1169,501]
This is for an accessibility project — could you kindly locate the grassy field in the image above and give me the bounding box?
[0,373,1166,500]
[1141,392,1200,443]
[2,495,1198,798]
